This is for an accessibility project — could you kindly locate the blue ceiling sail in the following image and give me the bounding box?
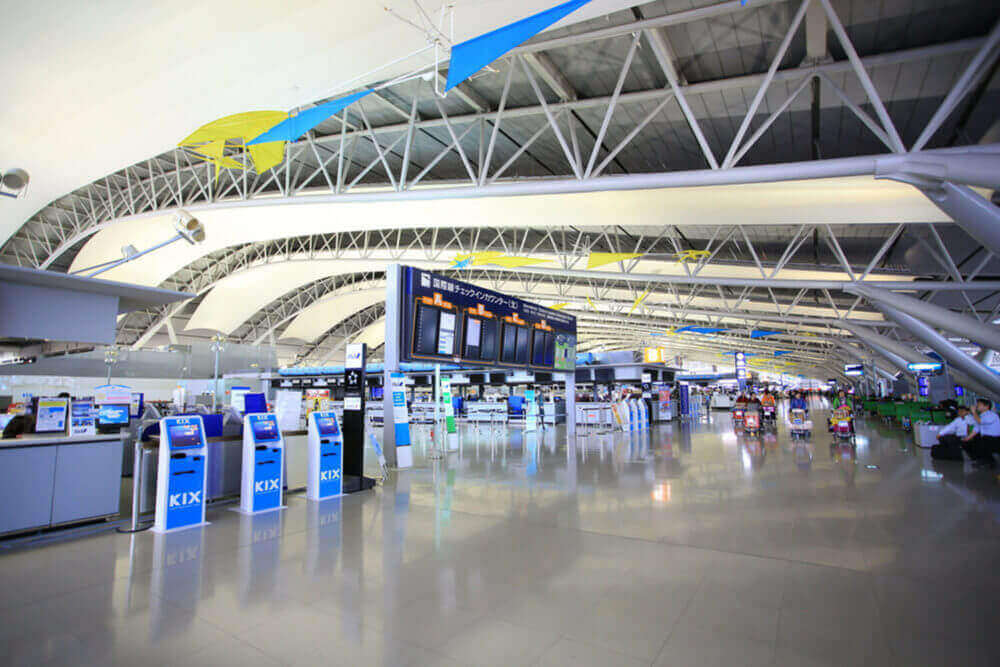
[774,350,794,357]
[676,326,728,335]
[445,0,592,91]
[247,90,373,145]
[750,330,782,339]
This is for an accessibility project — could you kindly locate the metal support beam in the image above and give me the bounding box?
[846,284,1000,352]
[915,181,1000,256]
[874,301,1000,399]
[522,52,577,101]
[875,151,1000,191]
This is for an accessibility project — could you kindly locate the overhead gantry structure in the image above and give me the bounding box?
[1,0,999,389]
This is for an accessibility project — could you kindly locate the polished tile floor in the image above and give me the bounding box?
[3,403,1000,666]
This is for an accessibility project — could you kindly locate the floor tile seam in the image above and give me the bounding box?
[653,533,874,577]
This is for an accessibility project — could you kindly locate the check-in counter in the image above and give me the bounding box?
[541,400,566,424]
[0,433,125,536]
[575,402,613,429]
[465,401,506,422]
[138,430,309,514]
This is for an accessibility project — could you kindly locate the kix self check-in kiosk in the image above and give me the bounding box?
[307,411,343,500]
[239,413,285,514]
[153,416,209,533]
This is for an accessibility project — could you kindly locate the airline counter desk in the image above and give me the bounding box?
[0,433,125,536]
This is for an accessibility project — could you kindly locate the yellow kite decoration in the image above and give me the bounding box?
[587,252,643,269]
[179,111,288,180]
[675,249,710,263]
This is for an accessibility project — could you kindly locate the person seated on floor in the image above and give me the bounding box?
[961,398,1000,468]
[931,405,975,461]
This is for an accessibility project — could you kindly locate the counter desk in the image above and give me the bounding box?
[0,433,125,536]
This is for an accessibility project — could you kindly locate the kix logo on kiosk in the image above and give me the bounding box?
[307,411,343,500]
[153,416,209,533]
[239,413,286,514]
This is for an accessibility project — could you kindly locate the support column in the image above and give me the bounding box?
[381,264,402,467]
[564,372,576,439]
[847,284,1000,352]
[873,301,1000,399]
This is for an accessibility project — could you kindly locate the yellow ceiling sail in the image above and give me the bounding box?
[629,289,650,314]
[549,302,569,310]
[586,252,643,269]
[585,297,599,312]
[179,110,288,176]
[488,256,551,268]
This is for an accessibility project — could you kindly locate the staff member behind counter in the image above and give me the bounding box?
[2,414,36,439]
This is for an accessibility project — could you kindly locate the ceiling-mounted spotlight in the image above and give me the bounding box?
[174,210,206,244]
[0,168,30,199]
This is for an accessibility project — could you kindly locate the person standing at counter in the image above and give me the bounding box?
[2,414,36,439]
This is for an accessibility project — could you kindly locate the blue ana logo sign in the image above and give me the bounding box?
[169,491,201,507]
[254,479,280,493]
[321,469,340,482]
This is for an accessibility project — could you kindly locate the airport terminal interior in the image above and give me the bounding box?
[2,0,1000,665]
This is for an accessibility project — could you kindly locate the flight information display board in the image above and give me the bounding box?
[399,266,576,370]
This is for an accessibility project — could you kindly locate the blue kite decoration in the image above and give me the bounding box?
[676,326,728,335]
[248,89,374,145]
[445,0,592,91]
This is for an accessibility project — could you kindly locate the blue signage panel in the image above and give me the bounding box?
[161,416,207,531]
[399,266,576,371]
[679,383,690,417]
[313,411,343,498]
[248,414,282,512]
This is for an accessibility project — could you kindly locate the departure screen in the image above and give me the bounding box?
[251,418,279,442]
[315,415,339,436]
[479,318,498,362]
[413,303,439,356]
[532,331,555,367]
[437,311,456,356]
[500,323,518,364]
[464,315,482,359]
[514,326,529,365]
[167,422,202,449]
[97,404,129,426]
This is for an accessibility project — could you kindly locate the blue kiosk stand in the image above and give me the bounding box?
[307,411,343,501]
[239,413,285,514]
[153,416,209,533]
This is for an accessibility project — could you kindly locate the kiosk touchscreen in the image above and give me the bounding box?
[239,413,285,514]
[153,416,209,533]
[307,411,343,500]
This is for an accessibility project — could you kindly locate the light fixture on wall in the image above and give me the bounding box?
[0,168,30,199]
[71,210,207,278]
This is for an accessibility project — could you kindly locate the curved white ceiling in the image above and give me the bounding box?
[1,0,623,242]
[178,247,900,335]
[185,261,401,334]
[352,317,386,350]
[68,176,947,287]
[280,288,385,343]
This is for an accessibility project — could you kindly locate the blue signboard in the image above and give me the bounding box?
[679,383,690,417]
[735,350,748,391]
[400,266,576,371]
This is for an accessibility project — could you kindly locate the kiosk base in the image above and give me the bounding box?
[343,475,376,493]
[230,505,287,516]
[151,521,210,535]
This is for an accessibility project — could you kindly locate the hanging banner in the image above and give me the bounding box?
[525,389,538,433]
[735,351,748,391]
[390,373,413,468]
[441,378,457,435]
